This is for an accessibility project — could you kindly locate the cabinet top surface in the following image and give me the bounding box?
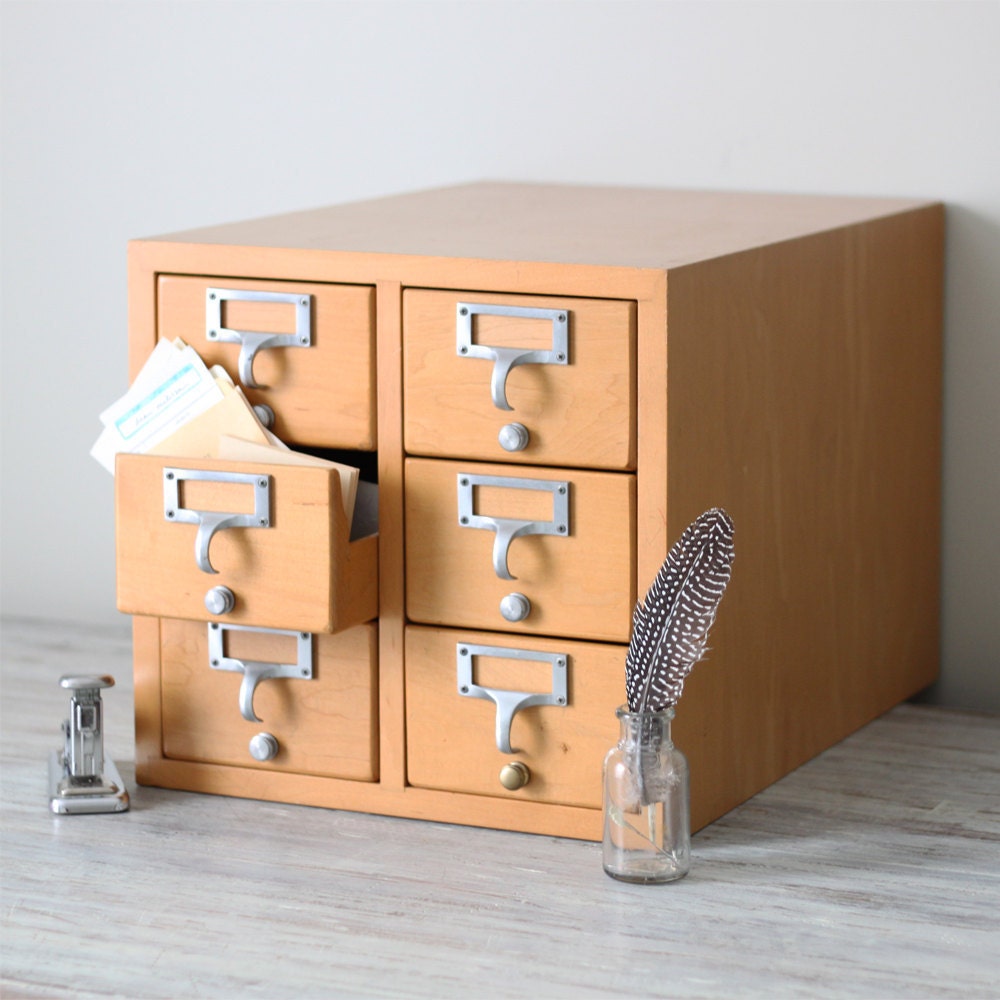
[138,182,938,270]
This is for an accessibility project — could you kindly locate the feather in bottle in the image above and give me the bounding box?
[623,508,735,805]
[625,507,735,714]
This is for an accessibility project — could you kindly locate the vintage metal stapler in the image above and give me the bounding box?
[48,675,129,814]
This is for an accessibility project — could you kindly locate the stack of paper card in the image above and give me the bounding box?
[91,339,359,521]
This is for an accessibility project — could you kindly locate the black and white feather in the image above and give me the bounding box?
[625,508,735,712]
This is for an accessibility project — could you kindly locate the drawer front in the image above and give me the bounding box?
[157,275,376,449]
[161,619,378,780]
[405,626,622,808]
[403,290,635,469]
[405,458,635,643]
[116,454,377,633]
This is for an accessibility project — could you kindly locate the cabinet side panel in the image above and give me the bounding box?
[666,206,944,830]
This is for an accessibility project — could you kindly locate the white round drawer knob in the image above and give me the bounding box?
[499,592,531,623]
[252,403,276,429]
[498,422,530,452]
[249,732,279,761]
[204,585,235,615]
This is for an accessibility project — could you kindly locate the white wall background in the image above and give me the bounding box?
[2,0,998,710]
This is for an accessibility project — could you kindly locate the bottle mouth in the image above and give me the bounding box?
[616,704,675,721]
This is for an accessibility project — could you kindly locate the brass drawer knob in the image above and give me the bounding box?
[499,761,531,791]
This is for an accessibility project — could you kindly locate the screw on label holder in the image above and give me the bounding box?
[456,643,568,754]
[206,287,313,389]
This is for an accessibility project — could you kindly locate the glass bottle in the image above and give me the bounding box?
[602,705,691,883]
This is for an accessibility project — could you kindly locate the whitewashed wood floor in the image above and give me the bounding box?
[2,617,998,999]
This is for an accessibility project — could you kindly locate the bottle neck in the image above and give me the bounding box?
[617,705,674,748]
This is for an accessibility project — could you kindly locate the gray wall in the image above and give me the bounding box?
[2,1,997,711]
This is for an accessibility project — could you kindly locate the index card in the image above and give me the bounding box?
[91,339,224,473]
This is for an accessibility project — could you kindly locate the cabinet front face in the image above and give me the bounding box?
[405,626,622,808]
[116,454,378,633]
[404,458,636,643]
[161,620,378,780]
[403,290,636,469]
[157,275,376,449]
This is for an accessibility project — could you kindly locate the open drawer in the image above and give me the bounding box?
[116,454,377,633]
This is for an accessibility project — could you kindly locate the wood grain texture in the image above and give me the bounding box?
[143,182,936,270]
[3,618,997,1000]
[664,205,946,831]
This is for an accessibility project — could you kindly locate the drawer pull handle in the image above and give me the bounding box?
[163,468,272,575]
[457,473,570,582]
[208,623,313,724]
[456,302,569,411]
[206,288,313,389]
[457,644,568,754]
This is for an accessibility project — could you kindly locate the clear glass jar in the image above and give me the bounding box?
[602,705,691,883]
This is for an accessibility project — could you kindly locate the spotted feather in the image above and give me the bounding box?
[625,508,735,712]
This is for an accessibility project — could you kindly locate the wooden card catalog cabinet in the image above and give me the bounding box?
[124,183,944,840]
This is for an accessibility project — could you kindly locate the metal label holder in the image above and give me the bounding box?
[207,623,314,723]
[206,287,313,389]
[455,301,569,411]
[164,468,271,575]
[457,473,569,581]
[456,643,568,754]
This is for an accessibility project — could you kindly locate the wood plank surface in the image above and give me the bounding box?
[3,617,997,1000]
[141,182,936,271]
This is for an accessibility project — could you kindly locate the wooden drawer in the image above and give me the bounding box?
[403,290,635,469]
[161,619,378,780]
[157,275,376,449]
[116,454,377,633]
[404,458,635,643]
[405,626,622,808]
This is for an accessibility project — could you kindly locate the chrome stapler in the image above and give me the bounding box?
[48,675,129,814]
